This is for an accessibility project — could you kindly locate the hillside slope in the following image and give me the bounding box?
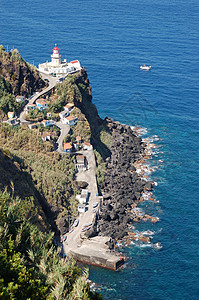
[0,149,49,232]
[0,45,45,97]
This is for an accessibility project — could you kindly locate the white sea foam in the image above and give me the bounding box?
[131,126,148,136]
[153,242,163,250]
[142,230,155,236]
[132,207,145,216]
[139,243,153,248]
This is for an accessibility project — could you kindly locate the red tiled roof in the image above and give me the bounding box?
[66,115,76,121]
[36,99,47,106]
[64,103,74,109]
[41,131,51,138]
[63,143,72,150]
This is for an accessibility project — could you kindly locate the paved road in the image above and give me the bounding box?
[63,149,99,253]
[56,121,70,152]
[18,73,57,123]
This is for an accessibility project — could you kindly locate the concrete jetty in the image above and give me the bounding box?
[66,236,124,271]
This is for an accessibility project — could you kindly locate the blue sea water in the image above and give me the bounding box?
[1,0,199,299]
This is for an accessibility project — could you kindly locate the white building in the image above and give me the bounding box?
[36,99,48,110]
[59,110,69,120]
[75,155,87,172]
[41,119,56,127]
[78,204,86,213]
[62,115,78,126]
[76,189,89,204]
[64,103,75,113]
[38,44,81,76]
[16,95,25,102]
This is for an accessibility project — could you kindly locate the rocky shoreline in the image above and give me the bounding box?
[85,117,156,249]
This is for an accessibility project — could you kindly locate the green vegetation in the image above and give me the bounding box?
[94,150,106,189]
[0,75,22,115]
[0,52,107,298]
[0,190,101,299]
[10,49,25,63]
[70,107,91,143]
[0,123,80,231]
[25,108,45,122]
[93,125,113,192]
[49,75,80,113]
[25,107,59,123]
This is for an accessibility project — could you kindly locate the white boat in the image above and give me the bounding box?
[140,65,151,71]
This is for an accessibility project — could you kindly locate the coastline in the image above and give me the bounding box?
[64,118,160,269]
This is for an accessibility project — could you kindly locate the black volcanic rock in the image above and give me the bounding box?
[94,119,153,247]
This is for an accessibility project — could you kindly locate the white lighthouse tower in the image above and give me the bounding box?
[51,44,61,66]
[38,44,81,75]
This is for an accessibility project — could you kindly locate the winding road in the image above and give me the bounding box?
[18,72,57,124]
[56,121,70,152]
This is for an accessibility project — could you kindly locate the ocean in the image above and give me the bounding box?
[1,0,199,298]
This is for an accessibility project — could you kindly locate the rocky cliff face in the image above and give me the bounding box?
[0,47,45,97]
[73,67,103,131]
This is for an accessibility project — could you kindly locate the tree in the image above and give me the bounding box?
[0,242,48,299]
[0,191,101,299]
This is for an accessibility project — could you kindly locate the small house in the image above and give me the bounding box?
[63,142,73,153]
[16,95,24,102]
[80,189,89,204]
[78,203,86,213]
[28,123,38,129]
[70,60,81,69]
[79,194,87,204]
[64,103,75,113]
[83,141,93,150]
[41,119,56,127]
[47,112,52,118]
[41,131,51,141]
[27,104,36,111]
[75,155,87,172]
[76,189,89,204]
[8,112,15,119]
[59,110,69,120]
[36,99,48,110]
[63,115,78,126]
[6,117,20,127]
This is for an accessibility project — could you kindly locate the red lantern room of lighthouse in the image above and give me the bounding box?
[51,44,61,66]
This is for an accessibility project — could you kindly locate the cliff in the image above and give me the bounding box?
[68,71,154,247]
[0,47,154,257]
[0,45,45,97]
[69,68,112,159]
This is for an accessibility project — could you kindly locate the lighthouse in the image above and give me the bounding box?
[38,44,81,75]
[51,44,61,66]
